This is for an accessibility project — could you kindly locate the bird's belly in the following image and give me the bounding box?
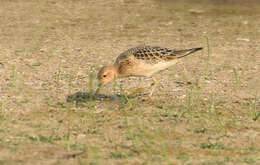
[132,61,177,77]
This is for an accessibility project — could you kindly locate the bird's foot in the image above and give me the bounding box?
[128,88,145,97]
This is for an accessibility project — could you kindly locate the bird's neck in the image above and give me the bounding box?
[109,64,119,78]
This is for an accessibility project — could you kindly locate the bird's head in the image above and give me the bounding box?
[97,66,117,86]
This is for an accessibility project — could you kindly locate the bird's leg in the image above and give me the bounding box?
[149,76,158,98]
[129,88,145,97]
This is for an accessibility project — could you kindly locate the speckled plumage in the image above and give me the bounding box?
[97,45,202,98]
[116,45,202,64]
[114,46,202,77]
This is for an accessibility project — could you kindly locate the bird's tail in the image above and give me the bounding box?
[175,47,203,59]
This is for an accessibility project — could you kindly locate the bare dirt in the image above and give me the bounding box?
[0,0,259,164]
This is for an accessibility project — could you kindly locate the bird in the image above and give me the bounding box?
[96,45,202,98]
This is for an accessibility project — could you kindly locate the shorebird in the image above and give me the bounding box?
[96,45,202,98]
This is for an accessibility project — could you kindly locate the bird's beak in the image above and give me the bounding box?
[95,83,103,95]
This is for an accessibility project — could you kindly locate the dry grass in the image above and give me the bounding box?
[0,0,260,164]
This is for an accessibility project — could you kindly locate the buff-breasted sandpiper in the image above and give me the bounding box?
[96,45,202,98]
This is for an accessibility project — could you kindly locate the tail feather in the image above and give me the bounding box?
[176,47,203,59]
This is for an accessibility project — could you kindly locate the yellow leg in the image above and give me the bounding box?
[149,77,157,98]
[128,88,145,97]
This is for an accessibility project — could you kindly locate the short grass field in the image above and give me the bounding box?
[0,0,259,164]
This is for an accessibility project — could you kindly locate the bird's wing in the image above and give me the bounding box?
[116,46,202,64]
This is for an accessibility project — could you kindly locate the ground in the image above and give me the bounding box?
[0,0,260,164]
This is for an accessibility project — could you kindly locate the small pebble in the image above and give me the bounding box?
[236,38,250,42]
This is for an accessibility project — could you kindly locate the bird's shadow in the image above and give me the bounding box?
[66,91,145,103]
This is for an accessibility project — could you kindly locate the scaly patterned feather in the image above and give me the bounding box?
[116,46,202,64]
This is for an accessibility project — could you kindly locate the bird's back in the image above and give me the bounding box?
[114,45,202,77]
[115,45,202,64]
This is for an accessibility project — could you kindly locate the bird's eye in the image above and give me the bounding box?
[103,75,107,78]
